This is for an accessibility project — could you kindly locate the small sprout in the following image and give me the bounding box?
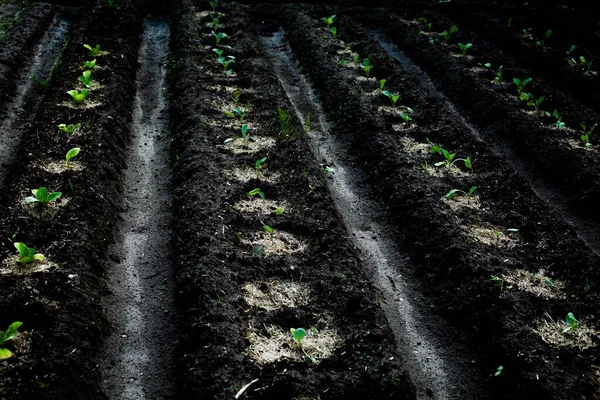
[218,55,235,71]
[552,110,565,128]
[0,321,23,361]
[520,92,545,112]
[248,188,265,199]
[430,143,472,169]
[381,91,399,108]
[457,42,472,56]
[361,58,372,78]
[579,56,592,74]
[67,89,89,104]
[212,48,223,57]
[83,44,103,56]
[78,70,93,88]
[507,17,512,27]
[212,31,227,46]
[57,123,81,133]
[579,122,596,148]
[277,106,295,141]
[536,29,552,46]
[241,124,249,146]
[445,186,477,204]
[353,54,359,63]
[440,25,458,43]
[323,15,335,28]
[276,208,283,216]
[513,77,532,93]
[490,275,508,292]
[493,65,503,83]
[290,327,306,343]
[26,187,62,204]
[482,62,492,68]
[566,45,576,56]
[209,0,218,13]
[66,148,81,168]
[225,107,247,121]
[399,111,412,123]
[304,112,311,133]
[85,59,97,69]
[330,27,337,38]
[322,166,335,174]
[544,278,555,288]
[255,157,266,178]
[495,366,503,376]
[232,90,241,103]
[563,312,579,334]
[262,225,274,237]
[14,242,44,264]
[378,79,386,92]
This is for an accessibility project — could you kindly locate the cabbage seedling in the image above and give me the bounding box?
[382,91,399,108]
[248,188,265,199]
[212,31,227,46]
[218,55,235,70]
[278,106,295,140]
[493,65,503,83]
[430,144,472,169]
[241,124,249,145]
[290,327,306,342]
[26,187,62,204]
[563,312,578,334]
[78,70,93,88]
[399,112,412,123]
[212,48,224,57]
[14,242,44,264]
[83,44,103,56]
[579,56,592,74]
[0,321,22,360]
[445,186,477,204]
[85,59,97,69]
[66,148,81,167]
[378,79,386,92]
[353,54,359,63]
[579,122,596,148]
[209,0,218,12]
[536,29,552,46]
[566,45,576,56]
[57,123,81,133]
[255,157,266,178]
[232,90,240,103]
[276,208,283,215]
[513,77,532,93]
[552,110,565,128]
[225,107,247,121]
[323,15,335,28]
[440,25,458,43]
[67,89,89,104]
[262,225,274,237]
[362,58,372,78]
[520,92,544,112]
[330,27,337,38]
[458,42,472,56]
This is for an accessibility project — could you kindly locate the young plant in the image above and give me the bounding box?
[78,70,93,88]
[290,327,306,343]
[323,15,335,28]
[430,143,472,169]
[212,48,224,58]
[579,56,592,74]
[445,186,477,204]
[212,31,227,46]
[248,188,265,199]
[218,55,235,70]
[66,148,81,168]
[57,123,81,133]
[493,65,504,83]
[225,107,247,121]
[83,44,103,56]
[255,157,266,178]
[566,45,576,56]
[440,25,458,43]
[26,187,61,204]
[209,0,218,12]
[14,242,44,264]
[361,58,372,78]
[330,27,337,38]
[277,106,296,141]
[536,29,552,46]
[378,79,386,92]
[0,321,22,360]
[381,91,399,108]
[208,16,219,31]
[85,59,97,69]
[262,225,274,237]
[520,92,545,112]
[353,54,359,63]
[579,122,597,148]
[457,42,472,56]
[552,110,565,128]
[276,208,283,216]
[399,107,414,123]
[563,312,578,334]
[67,89,89,104]
[513,77,532,93]
[232,90,241,104]
[304,112,311,133]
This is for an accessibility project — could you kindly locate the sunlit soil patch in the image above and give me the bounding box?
[503,269,564,300]
[561,137,596,152]
[425,164,471,178]
[247,323,340,365]
[19,196,70,220]
[443,194,481,211]
[233,199,287,216]
[40,160,85,174]
[392,122,418,132]
[397,136,429,154]
[60,100,102,109]
[224,166,280,184]
[533,313,597,350]
[243,280,311,311]
[219,136,276,154]
[0,256,58,276]
[242,230,307,256]
[461,224,520,248]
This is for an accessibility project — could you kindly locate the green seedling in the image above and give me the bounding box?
[522,27,532,37]
[579,122,596,148]
[362,58,372,78]
[232,90,241,104]
[445,186,477,204]
[323,15,335,28]
[57,123,81,133]
[291,327,306,342]
[78,70,93,88]
[440,25,458,43]
[212,31,227,46]
[378,79,386,92]
[208,16,219,31]
[382,91,399,108]
[330,27,337,39]
[262,225,274,237]
[566,45,576,56]
[255,157,266,178]
[457,42,472,56]
[507,17,512,27]
[66,148,81,168]
[493,65,503,83]
[278,106,296,140]
[276,208,283,216]
[209,0,218,12]
[399,107,414,122]
[430,143,472,169]
[536,29,552,46]
[14,242,44,264]
[579,56,592,74]
[322,165,335,174]
[0,322,22,360]
[353,54,359,63]
[67,89,89,104]
[212,48,224,57]
[304,112,311,133]
[225,107,247,121]
[490,275,508,292]
[218,55,235,70]
[248,188,265,199]
[520,92,544,112]
[26,187,62,204]
[83,44,103,56]
[552,110,565,128]
[495,366,503,377]
[85,59,97,69]
[240,124,249,145]
[563,312,578,334]
[513,77,532,93]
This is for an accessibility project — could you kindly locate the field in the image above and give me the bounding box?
[0,0,599,398]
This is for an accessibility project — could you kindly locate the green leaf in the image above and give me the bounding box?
[468,186,477,196]
[0,348,13,360]
[495,366,503,376]
[290,327,306,342]
[449,25,458,34]
[544,278,555,288]
[362,58,370,67]
[14,242,28,258]
[47,192,62,202]
[224,138,234,144]
[520,92,530,101]
[66,148,81,165]
[225,111,235,118]
[484,63,492,68]
[276,208,283,216]
[241,125,248,135]
[0,322,22,346]
[565,312,577,328]
[445,189,457,199]
[464,157,472,169]
[382,90,392,98]
[36,187,48,201]
[262,225,274,235]
[248,188,261,196]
